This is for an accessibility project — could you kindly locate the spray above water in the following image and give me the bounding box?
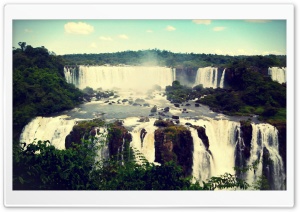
[64,65,176,92]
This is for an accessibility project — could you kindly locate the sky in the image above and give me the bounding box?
[13,20,286,56]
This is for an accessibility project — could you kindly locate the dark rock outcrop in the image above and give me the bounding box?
[164,107,170,112]
[151,105,157,113]
[274,122,286,173]
[193,126,210,152]
[154,119,174,127]
[262,147,272,190]
[140,128,147,148]
[240,120,253,160]
[138,116,150,122]
[107,121,132,161]
[154,125,194,176]
[172,115,179,120]
[65,119,105,149]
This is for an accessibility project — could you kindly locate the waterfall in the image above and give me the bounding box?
[20,114,285,189]
[19,116,76,150]
[194,67,219,88]
[190,127,212,183]
[64,65,175,91]
[124,118,157,164]
[94,127,109,164]
[245,123,285,190]
[268,67,286,84]
[187,119,284,190]
[219,68,226,88]
[188,119,240,181]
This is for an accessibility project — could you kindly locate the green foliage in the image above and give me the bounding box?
[251,175,270,190]
[201,173,249,190]
[13,139,99,190]
[166,81,194,103]
[14,137,252,190]
[13,44,83,142]
[62,49,286,69]
[90,159,191,190]
[197,67,286,122]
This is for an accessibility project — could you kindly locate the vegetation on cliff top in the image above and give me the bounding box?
[13,43,83,143]
[62,49,286,69]
[165,69,286,124]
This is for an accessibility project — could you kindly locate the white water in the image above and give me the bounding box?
[187,118,240,182]
[219,68,226,88]
[194,67,219,88]
[20,112,285,189]
[190,127,212,183]
[123,117,157,164]
[94,127,109,163]
[246,123,285,190]
[21,65,285,189]
[64,65,176,91]
[20,116,76,150]
[268,67,286,84]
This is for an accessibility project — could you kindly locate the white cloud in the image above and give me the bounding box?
[24,29,32,33]
[238,49,247,54]
[192,20,211,25]
[262,50,285,55]
[99,36,113,41]
[215,49,223,55]
[165,25,176,31]
[213,27,226,31]
[64,22,94,35]
[146,30,153,33]
[90,42,97,48]
[245,20,271,23]
[118,34,129,39]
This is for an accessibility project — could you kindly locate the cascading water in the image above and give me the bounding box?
[64,65,176,91]
[94,127,109,163]
[20,112,285,190]
[194,67,223,88]
[219,68,226,88]
[19,65,285,190]
[245,123,285,190]
[185,118,285,190]
[190,127,212,183]
[19,115,76,150]
[123,117,157,164]
[268,67,286,84]
[188,119,240,178]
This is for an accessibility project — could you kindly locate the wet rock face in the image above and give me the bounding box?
[107,122,132,160]
[164,107,170,112]
[65,119,105,149]
[138,116,150,122]
[194,126,209,151]
[275,123,286,172]
[240,121,253,160]
[65,128,82,149]
[140,128,147,148]
[262,147,272,190]
[154,125,194,176]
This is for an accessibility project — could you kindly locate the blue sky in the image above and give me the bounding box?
[13,20,286,56]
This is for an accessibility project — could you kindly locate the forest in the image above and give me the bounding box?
[62,49,286,69]
[13,43,83,143]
